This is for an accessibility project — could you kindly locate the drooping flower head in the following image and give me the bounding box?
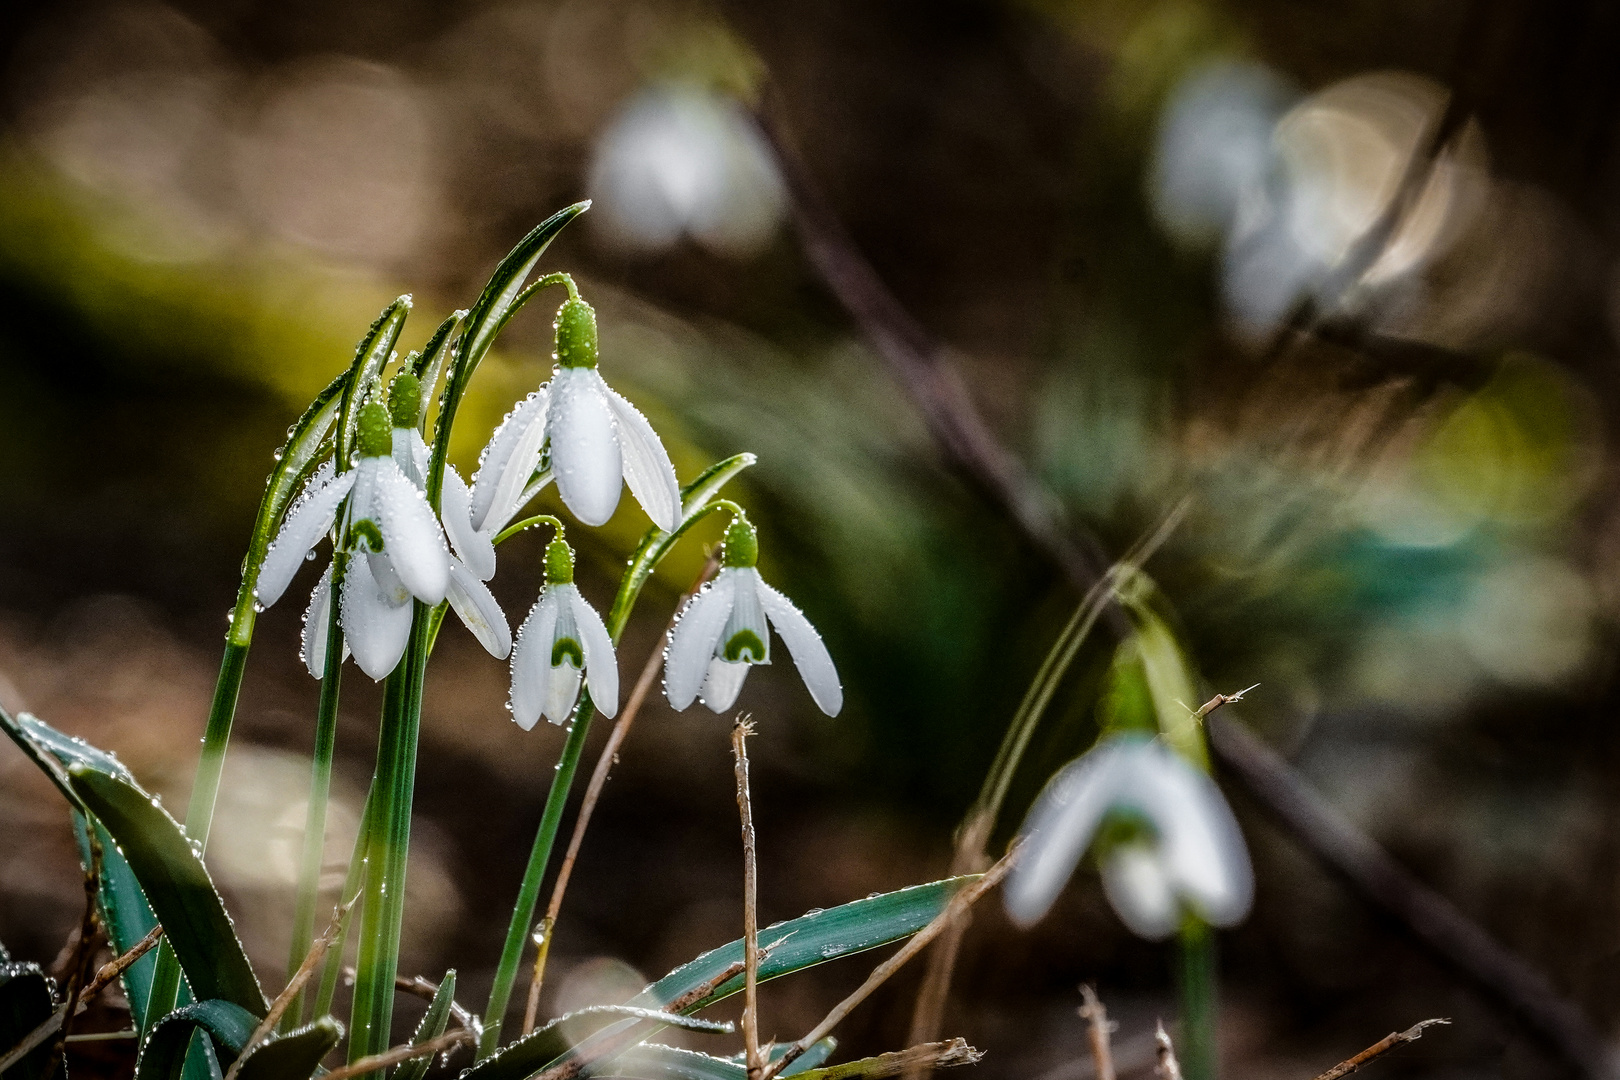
[468,295,682,536]
[509,533,619,729]
[1004,736,1253,941]
[257,396,452,681]
[663,512,842,716]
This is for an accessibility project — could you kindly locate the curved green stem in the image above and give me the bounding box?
[493,514,566,547]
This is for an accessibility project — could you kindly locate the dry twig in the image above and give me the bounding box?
[1078,986,1116,1080]
[54,828,105,1054]
[521,554,721,1034]
[1311,1020,1449,1080]
[319,1029,474,1080]
[224,891,357,1080]
[733,719,765,1080]
[1154,1022,1182,1080]
[0,924,165,1074]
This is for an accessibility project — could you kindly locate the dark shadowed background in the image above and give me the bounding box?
[4,2,1620,1078]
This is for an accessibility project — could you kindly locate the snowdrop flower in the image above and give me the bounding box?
[380,371,513,662]
[1004,736,1253,941]
[257,398,451,680]
[470,296,681,534]
[589,84,786,258]
[509,535,618,728]
[663,512,841,716]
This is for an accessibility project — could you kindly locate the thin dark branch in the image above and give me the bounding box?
[1207,715,1609,1078]
[1311,1019,1449,1080]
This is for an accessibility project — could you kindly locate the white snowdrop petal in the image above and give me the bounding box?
[722,568,770,664]
[567,587,619,717]
[1131,744,1255,927]
[1003,740,1135,928]
[257,469,356,609]
[442,466,497,581]
[392,427,430,488]
[510,590,563,730]
[471,389,549,532]
[664,571,739,710]
[1100,845,1182,941]
[550,368,624,527]
[300,562,335,679]
[603,384,681,532]
[700,658,750,712]
[373,461,451,605]
[757,577,843,716]
[447,559,512,659]
[367,550,411,606]
[340,554,414,680]
[543,663,584,726]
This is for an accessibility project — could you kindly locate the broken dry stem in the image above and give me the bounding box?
[0,924,165,1075]
[1154,1022,1182,1080]
[1079,986,1117,1080]
[812,1039,983,1080]
[733,719,764,1080]
[55,828,105,1054]
[762,845,1019,1080]
[396,974,479,1034]
[226,893,357,1080]
[1311,1020,1449,1080]
[321,1029,474,1080]
[521,554,720,1035]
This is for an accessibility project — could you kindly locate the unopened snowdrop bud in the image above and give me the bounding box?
[554,298,599,369]
[1004,736,1253,941]
[509,535,618,729]
[356,402,393,460]
[388,372,423,428]
[664,511,841,716]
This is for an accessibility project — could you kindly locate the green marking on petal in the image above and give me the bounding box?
[723,629,766,663]
[551,636,584,668]
[356,402,392,458]
[353,519,385,552]
[553,297,598,369]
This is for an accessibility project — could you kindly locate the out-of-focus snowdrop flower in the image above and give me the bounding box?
[1005,736,1253,941]
[258,398,452,680]
[471,297,681,531]
[509,536,618,728]
[588,84,785,258]
[664,513,841,716]
[1150,61,1297,249]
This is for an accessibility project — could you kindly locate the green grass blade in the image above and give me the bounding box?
[180,1029,223,1080]
[0,963,64,1080]
[135,1001,258,1080]
[634,877,973,1013]
[233,1018,343,1080]
[66,765,266,1017]
[73,814,161,1033]
[394,971,456,1080]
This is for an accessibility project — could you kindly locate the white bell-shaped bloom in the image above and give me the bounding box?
[663,515,841,716]
[509,538,618,729]
[256,398,454,681]
[478,297,680,533]
[1004,736,1253,941]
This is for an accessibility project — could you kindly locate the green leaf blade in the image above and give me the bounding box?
[234,1018,343,1080]
[0,963,64,1080]
[135,1000,259,1080]
[394,971,456,1080]
[66,765,266,1017]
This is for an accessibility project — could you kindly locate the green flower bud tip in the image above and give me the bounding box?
[722,513,758,568]
[544,537,575,585]
[356,401,392,458]
[388,371,422,427]
[554,298,598,369]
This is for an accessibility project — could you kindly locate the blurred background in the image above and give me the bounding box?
[3,1,1620,1078]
